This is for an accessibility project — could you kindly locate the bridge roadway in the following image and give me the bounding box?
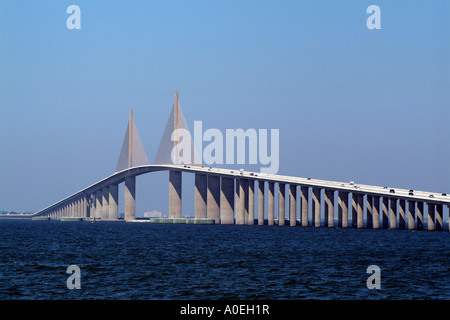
[34,164,450,231]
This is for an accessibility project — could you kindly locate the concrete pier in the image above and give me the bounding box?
[390,198,397,230]
[351,194,357,228]
[301,186,309,227]
[258,181,264,226]
[357,193,363,229]
[338,191,348,228]
[125,176,136,221]
[195,173,207,219]
[221,177,234,224]
[427,203,435,231]
[207,175,220,224]
[248,180,255,225]
[169,170,182,219]
[102,187,109,220]
[324,189,334,227]
[289,184,297,226]
[366,195,373,229]
[373,196,380,229]
[399,199,406,229]
[407,200,416,230]
[108,184,118,220]
[417,201,424,230]
[436,204,443,231]
[96,190,102,219]
[278,183,285,226]
[312,187,320,227]
[236,179,248,225]
[382,197,389,229]
[268,182,274,226]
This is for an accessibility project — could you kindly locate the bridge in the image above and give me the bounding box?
[34,93,450,231]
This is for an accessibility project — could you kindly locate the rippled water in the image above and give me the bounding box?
[0,219,449,300]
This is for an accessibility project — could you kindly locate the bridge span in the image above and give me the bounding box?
[34,163,450,231]
[33,93,450,231]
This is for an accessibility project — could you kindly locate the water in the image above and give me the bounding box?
[1,219,449,300]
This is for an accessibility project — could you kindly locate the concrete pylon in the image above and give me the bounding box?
[399,199,406,230]
[169,170,182,219]
[268,182,274,226]
[312,187,321,227]
[207,175,220,223]
[407,200,416,230]
[382,197,389,229]
[338,191,348,228]
[289,184,297,226]
[366,195,373,229]
[195,173,207,219]
[125,176,136,221]
[278,183,285,226]
[116,110,149,172]
[109,184,119,220]
[390,198,397,230]
[248,180,255,225]
[357,193,364,229]
[258,181,265,225]
[436,204,443,231]
[417,201,424,230]
[427,203,435,231]
[373,196,380,229]
[221,177,234,224]
[324,189,334,227]
[102,187,109,220]
[96,190,102,219]
[301,186,309,227]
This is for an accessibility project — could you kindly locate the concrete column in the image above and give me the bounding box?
[351,194,357,228]
[258,181,264,225]
[373,196,380,229]
[301,186,309,227]
[236,178,247,225]
[102,187,109,220]
[220,177,234,224]
[81,196,86,218]
[195,173,207,220]
[96,190,102,219]
[289,184,297,226]
[125,176,136,221]
[324,189,334,227]
[312,187,321,227]
[248,180,255,225]
[278,183,285,226]
[407,200,416,230]
[366,195,373,229]
[436,204,443,231]
[109,184,119,220]
[390,198,397,230]
[338,191,348,228]
[357,193,363,229]
[399,199,406,230]
[207,175,220,224]
[169,170,182,219]
[382,197,389,229]
[427,203,435,231]
[268,182,274,226]
[417,201,424,230]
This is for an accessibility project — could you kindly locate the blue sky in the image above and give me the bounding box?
[0,1,449,216]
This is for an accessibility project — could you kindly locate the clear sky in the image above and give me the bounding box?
[0,1,449,217]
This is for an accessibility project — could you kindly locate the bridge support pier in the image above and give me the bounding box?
[366,195,373,229]
[109,184,118,220]
[324,189,334,227]
[248,180,255,225]
[338,191,348,228]
[399,199,406,229]
[268,182,274,226]
[436,204,443,231]
[407,200,416,230]
[125,176,136,221]
[96,190,102,219]
[373,196,380,229]
[357,193,364,228]
[207,175,220,224]
[278,183,285,226]
[220,177,234,224]
[236,178,247,225]
[382,197,389,229]
[195,173,207,220]
[258,181,264,225]
[169,170,182,219]
[417,201,424,230]
[102,187,109,220]
[427,203,435,231]
[312,187,321,227]
[301,186,309,227]
[289,185,297,226]
[390,198,397,230]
